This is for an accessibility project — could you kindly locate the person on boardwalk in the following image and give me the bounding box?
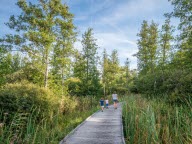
[112,91,118,109]
[100,98,104,112]
[105,99,109,109]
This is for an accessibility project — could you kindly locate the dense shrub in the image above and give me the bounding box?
[59,95,78,114]
[135,69,192,104]
[0,91,99,144]
[65,77,82,96]
[115,86,127,95]
[168,71,192,103]
[65,77,102,97]
[0,81,58,123]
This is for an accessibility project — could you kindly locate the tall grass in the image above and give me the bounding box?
[0,96,99,144]
[122,94,192,144]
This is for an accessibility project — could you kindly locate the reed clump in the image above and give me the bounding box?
[0,82,99,143]
[122,94,192,144]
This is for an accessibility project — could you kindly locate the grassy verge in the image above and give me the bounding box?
[122,94,192,144]
[0,97,99,144]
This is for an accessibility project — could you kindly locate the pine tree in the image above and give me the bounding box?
[81,28,100,96]
[148,21,158,74]
[136,20,159,93]
[110,50,120,91]
[101,49,108,97]
[136,20,150,74]
[159,18,174,66]
[159,18,175,84]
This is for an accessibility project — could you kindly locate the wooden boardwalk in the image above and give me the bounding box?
[60,104,125,144]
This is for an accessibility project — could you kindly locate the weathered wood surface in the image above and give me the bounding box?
[60,104,125,144]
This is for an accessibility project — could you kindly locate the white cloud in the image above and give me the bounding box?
[70,0,179,70]
[95,33,136,48]
[92,0,178,69]
[73,31,138,69]
[99,0,173,23]
[94,32,138,69]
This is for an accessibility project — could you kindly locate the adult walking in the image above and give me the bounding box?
[112,91,118,109]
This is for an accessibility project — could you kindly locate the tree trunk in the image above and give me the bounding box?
[61,68,64,96]
[44,54,49,88]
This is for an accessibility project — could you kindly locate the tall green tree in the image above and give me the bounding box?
[2,0,75,88]
[168,0,192,69]
[136,20,159,93]
[136,21,158,74]
[101,49,121,95]
[148,21,158,74]
[158,18,175,86]
[159,18,174,66]
[81,28,100,96]
[50,4,76,95]
[101,49,108,97]
[136,20,150,74]
[109,49,120,91]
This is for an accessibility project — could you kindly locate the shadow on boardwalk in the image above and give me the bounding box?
[60,104,125,144]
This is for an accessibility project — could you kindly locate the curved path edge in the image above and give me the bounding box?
[59,110,100,144]
[60,103,125,144]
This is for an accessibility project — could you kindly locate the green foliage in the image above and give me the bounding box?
[136,20,158,74]
[101,49,129,95]
[122,95,192,144]
[159,18,174,66]
[168,0,192,71]
[0,52,25,86]
[0,95,99,144]
[101,49,110,95]
[1,0,192,142]
[0,82,58,123]
[59,95,78,114]
[73,28,101,96]
[114,87,127,95]
[1,0,76,88]
[168,70,192,103]
[65,77,82,96]
[135,69,192,103]
[136,20,150,73]
[134,5,192,104]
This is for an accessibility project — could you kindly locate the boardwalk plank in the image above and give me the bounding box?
[60,104,125,144]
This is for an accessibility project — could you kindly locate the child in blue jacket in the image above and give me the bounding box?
[100,98,104,112]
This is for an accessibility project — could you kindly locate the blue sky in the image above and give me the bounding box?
[0,0,179,69]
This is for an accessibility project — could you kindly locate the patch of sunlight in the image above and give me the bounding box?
[86,118,102,122]
[70,117,83,125]
[75,118,82,123]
